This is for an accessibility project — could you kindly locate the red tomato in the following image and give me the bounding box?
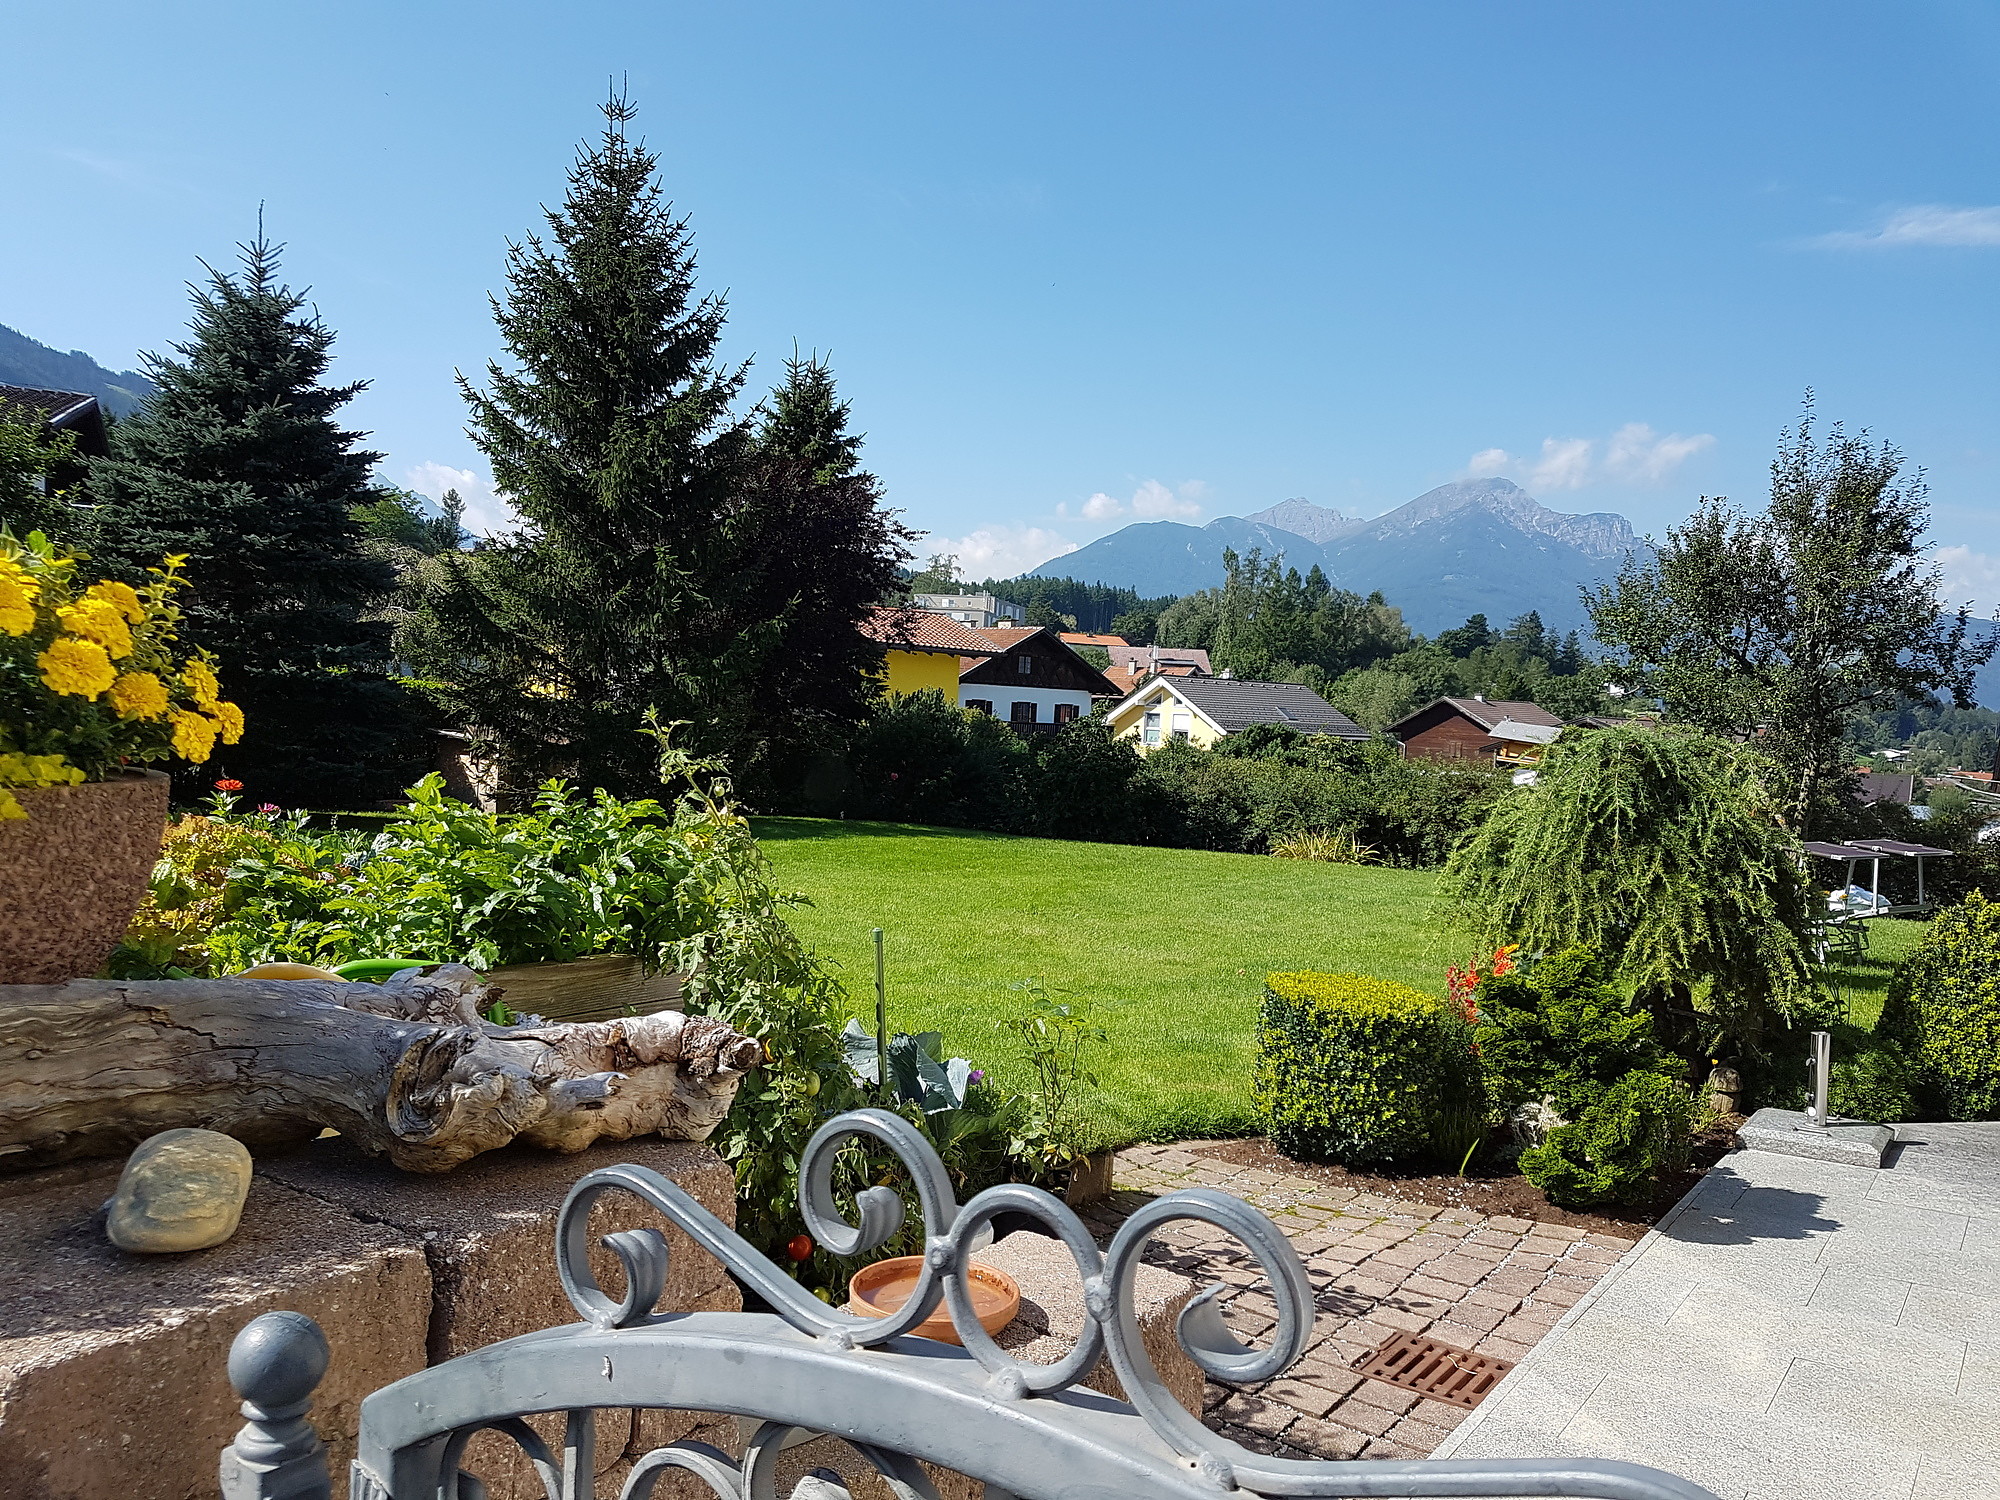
[786,1235,813,1262]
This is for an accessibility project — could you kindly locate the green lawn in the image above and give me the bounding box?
[753,817,1934,1145]
[752,817,1456,1145]
[1823,916,1927,1032]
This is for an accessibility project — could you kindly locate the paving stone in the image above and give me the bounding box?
[1486,1215,1535,1233]
[1329,1398,1405,1437]
[1427,1318,1497,1349]
[1413,1398,1470,1430]
[1461,1286,1523,1313]
[1370,1305,1436,1335]
[1213,1392,1295,1437]
[1264,1377,1341,1418]
[1363,1436,1425,1460]
[1281,1415,1370,1459]
[1439,1300,1507,1333]
[1387,1417,1456,1454]
[1216,1422,1290,1456]
[1400,1273,1470,1302]
[1343,1378,1421,1416]
[1422,1255,1499,1286]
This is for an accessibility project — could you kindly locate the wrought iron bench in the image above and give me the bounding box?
[218,1108,1715,1500]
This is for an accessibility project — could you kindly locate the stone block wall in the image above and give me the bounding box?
[0,1136,740,1500]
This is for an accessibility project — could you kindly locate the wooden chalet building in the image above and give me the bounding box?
[958,624,1117,730]
[1388,696,1567,767]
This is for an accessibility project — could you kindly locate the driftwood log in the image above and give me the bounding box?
[0,965,762,1172]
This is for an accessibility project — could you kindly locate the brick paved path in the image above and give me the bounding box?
[1077,1142,1640,1462]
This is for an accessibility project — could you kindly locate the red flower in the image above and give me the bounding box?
[214,778,244,791]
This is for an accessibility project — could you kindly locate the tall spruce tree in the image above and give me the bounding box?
[412,100,911,798]
[410,95,755,795]
[722,353,914,795]
[85,236,424,807]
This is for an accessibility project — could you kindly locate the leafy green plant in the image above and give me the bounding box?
[1001,981,1105,1176]
[1269,828,1378,864]
[1519,1070,1695,1208]
[1878,890,2000,1120]
[207,772,724,972]
[841,1019,976,1114]
[1441,726,1819,1063]
[1254,970,1483,1168]
[1829,1046,1918,1124]
[1473,946,1685,1122]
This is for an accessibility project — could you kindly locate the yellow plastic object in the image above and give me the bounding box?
[234,961,344,982]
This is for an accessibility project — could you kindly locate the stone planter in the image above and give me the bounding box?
[0,769,169,984]
[483,952,686,1022]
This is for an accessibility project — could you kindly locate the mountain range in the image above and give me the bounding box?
[1031,477,1640,635]
[0,323,157,416]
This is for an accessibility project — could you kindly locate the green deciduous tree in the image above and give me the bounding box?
[84,236,425,807]
[1440,726,1818,1061]
[1156,548,1410,682]
[1587,407,1997,836]
[0,414,80,538]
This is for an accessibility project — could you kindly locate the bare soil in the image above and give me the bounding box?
[1190,1125,1739,1240]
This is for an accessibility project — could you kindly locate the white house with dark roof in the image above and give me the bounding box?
[1105,675,1370,751]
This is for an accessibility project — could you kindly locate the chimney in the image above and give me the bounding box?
[1473,693,1486,703]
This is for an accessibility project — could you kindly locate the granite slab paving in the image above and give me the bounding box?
[1432,1123,2000,1500]
[1086,1143,1641,1461]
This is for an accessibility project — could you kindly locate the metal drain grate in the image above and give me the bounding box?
[1350,1332,1515,1409]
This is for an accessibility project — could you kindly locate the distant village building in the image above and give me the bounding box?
[910,592,1026,629]
[857,610,1112,730]
[1108,676,1368,751]
[1388,696,1567,768]
[1100,642,1213,696]
[958,624,1115,729]
[0,383,110,495]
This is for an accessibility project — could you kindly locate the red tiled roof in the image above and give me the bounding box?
[1059,632,1129,649]
[857,607,1001,656]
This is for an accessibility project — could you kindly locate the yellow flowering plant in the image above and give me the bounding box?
[0,528,245,820]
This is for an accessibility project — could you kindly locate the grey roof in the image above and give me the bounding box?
[1389,696,1566,734]
[1170,677,1370,739]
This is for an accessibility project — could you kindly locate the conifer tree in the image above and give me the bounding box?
[722,353,914,794]
[85,236,423,807]
[410,95,755,795]
[412,100,910,797]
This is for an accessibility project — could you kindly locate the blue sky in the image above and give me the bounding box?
[4,1,1997,608]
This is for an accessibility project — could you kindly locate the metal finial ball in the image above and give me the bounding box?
[227,1311,330,1409]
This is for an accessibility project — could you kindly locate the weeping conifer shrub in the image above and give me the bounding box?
[1439,726,1819,1066]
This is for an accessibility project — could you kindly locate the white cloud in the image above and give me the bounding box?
[1811,204,2000,250]
[929,524,1076,578]
[403,461,518,538]
[1465,423,1714,492]
[1067,478,1205,522]
[1602,422,1717,482]
[1937,545,2000,616]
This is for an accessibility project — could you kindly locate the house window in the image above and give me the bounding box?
[1171,712,1191,740]
[1011,701,1038,724]
[1142,709,1162,746]
[1015,654,1033,675]
[1054,703,1079,724]
[966,699,993,715]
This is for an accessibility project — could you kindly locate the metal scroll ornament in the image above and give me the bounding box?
[230,1107,1718,1500]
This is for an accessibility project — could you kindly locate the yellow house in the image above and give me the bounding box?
[1106,674,1371,751]
[858,607,998,697]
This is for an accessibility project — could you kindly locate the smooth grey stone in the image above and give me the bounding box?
[105,1127,252,1253]
[1738,1107,1893,1168]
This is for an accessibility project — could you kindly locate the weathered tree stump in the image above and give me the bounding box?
[0,966,761,1172]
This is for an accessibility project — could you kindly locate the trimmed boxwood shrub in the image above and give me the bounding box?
[1254,970,1483,1167]
[1519,1070,1694,1208]
[1879,890,2000,1120]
